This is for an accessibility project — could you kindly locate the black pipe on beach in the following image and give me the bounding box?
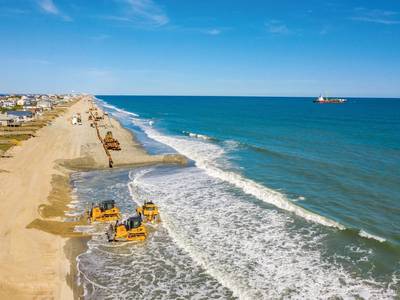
[90,109,114,168]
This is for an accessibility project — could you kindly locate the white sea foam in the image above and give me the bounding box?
[96,99,139,117]
[72,167,233,299]
[131,118,345,230]
[129,167,395,299]
[64,211,82,217]
[96,101,393,246]
[182,130,213,141]
[223,139,240,152]
[359,230,386,243]
[70,101,399,299]
[74,225,95,233]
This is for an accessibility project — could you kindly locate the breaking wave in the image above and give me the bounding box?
[128,167,397,299]
[131,117,344,229]
[95,98,139,117]
[359,230,387,243]
[182,130,216,141]
[95,98,396,249]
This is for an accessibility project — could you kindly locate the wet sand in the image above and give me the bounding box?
[0,96,186,299]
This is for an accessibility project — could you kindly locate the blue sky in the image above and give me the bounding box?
[0,0,399,97]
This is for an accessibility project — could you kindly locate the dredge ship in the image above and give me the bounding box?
[314,95,347,104]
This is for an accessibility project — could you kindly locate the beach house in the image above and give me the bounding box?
[0,99,15,108]
[37,99,53,111]
[7,110,34,122]
[16,96,27,106]
[0,113,19,126]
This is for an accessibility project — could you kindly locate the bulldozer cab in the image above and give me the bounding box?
[99,200,115,211]
[143,204,155,211]
[124,216,142,230]
[88,200,120,223]
[110,215,147,242]
[136,201,160,223]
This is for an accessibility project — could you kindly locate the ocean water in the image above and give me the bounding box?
[71,96,400,299]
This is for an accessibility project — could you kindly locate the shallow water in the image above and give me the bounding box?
[71,96,400,299]
[71,169,234,299]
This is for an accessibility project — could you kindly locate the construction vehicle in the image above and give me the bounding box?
[136,201,160,223]
[88,200,121,223]
[77,113,82,125]
[94,112,104,121]
[71,115,78,125]
[107,215,147,242]
[103,131,121,150]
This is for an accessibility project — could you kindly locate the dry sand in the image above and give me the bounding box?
[0,96,186,299]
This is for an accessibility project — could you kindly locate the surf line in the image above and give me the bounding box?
[103,101,344,231]
[131,119,345,230]
[126,169,259,300]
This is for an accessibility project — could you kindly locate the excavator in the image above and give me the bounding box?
[88,200,121,223]
[107,215,147,242]
[136,201,160,223]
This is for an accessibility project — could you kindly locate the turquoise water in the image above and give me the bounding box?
[99,96,400,244]
[74,96,400,298]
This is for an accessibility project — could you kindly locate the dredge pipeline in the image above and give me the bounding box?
[89,108,114,168]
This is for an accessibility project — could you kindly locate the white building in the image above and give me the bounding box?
[16,98,26,106]
[0,113,19,126]
[7,111,34,122]
[37,100,53,110]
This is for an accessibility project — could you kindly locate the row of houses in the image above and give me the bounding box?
[1,94,66,109]
[0,94,75,126]
[0,111,34,126]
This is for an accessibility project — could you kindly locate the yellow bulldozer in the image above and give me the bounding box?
[136,201,160,223]
[107,215,147,242]
[103,131,121,151]
[88,200,121,223]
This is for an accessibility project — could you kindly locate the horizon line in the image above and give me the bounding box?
[1,93,400,99]
[94,94,400,99]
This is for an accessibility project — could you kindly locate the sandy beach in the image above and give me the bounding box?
[0,96,186,299]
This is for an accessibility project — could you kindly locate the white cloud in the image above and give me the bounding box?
[37,0,72,21]
[121,0,169,27]
[265,20,290,35]
[351,8,400,25]
[205,29,221,35]
[38,0,59,15]
[177,26,229,36]
[102,15,132,22]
